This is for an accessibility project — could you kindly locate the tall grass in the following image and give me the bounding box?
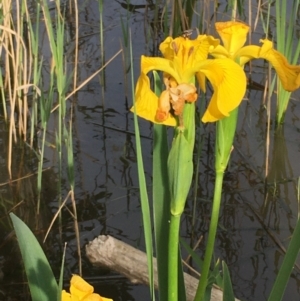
[0,0,120,277]
[0,0,31,177]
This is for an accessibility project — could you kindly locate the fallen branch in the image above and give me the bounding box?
[86,235,240,301]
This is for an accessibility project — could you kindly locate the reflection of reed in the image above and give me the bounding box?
[232,122,299,300]
[0,116,50,227]
[264,126,295,230]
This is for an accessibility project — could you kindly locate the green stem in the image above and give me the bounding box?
[168,213,181,301]
[194,170,224,300]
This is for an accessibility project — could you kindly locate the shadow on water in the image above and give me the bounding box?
[1,1,300,301]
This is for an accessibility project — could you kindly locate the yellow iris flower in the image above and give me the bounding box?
[62,275,113,301]
[210,21,300,92]
[133,34,247,124]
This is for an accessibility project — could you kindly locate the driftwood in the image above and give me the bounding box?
[86,235,240,301]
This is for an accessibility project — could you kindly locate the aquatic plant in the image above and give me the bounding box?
[132,16,300,301]
[132,33,246,300]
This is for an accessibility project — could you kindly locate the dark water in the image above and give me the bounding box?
[1,1,300,300]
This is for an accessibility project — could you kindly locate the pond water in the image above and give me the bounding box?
[1,0,300,300]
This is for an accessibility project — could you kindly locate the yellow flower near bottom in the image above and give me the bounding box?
[62,275,113,301]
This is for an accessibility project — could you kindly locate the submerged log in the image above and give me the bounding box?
[86,235,239,301]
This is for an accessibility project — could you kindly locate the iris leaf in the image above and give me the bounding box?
[10,213,58,301]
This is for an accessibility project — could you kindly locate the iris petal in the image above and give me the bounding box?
[196,72,206,92]
[209,44,230,59]
[199,59,246,122]
[237,41,300,91]
[259,39,300,91]
[193,35,220,61]
[159,37,175,60]
[132,73,177,126]
[63,276,113,301]
[70,275,93,299]
[156,90,171,121]
[83,293,103,301]
[141,56,180,83]
[235,45,260,66]
[159,36,219,82]
[171,37,205,80]
[201,91,227,122]
[61,291,73,301]
[215,21,249,56]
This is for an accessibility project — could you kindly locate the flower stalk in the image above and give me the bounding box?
[195,169,224,300]
[195,107,238,300]
[168,213,181,301]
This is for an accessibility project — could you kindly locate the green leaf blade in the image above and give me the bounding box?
[268,215,300,301]
[130,36,155,300]
[10,213,58,301]
[152,71,170,301]
[222,261,235,301]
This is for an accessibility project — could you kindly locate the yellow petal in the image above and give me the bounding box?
[194,35,220,61]
[207,43,232,94]
[141,55,180,83]
[156,90,171,122]
[82,293,105,301]
[209,44,230,59]
[196,72,206,92]
[195,37,224,91]
[159,36,175,60]
[201,92,227,122]
[62,290,73,301]
[160,36,202,61]
[199,59,246,122]
[235,45,260,66]
[70,275,94,299]
[237,40,300,91]
[160,35,219,62]
[258,39,300,91]
[215,21,249,56]
[159,36,219,82]
[132,73,177,126]
[170,37,203,80]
